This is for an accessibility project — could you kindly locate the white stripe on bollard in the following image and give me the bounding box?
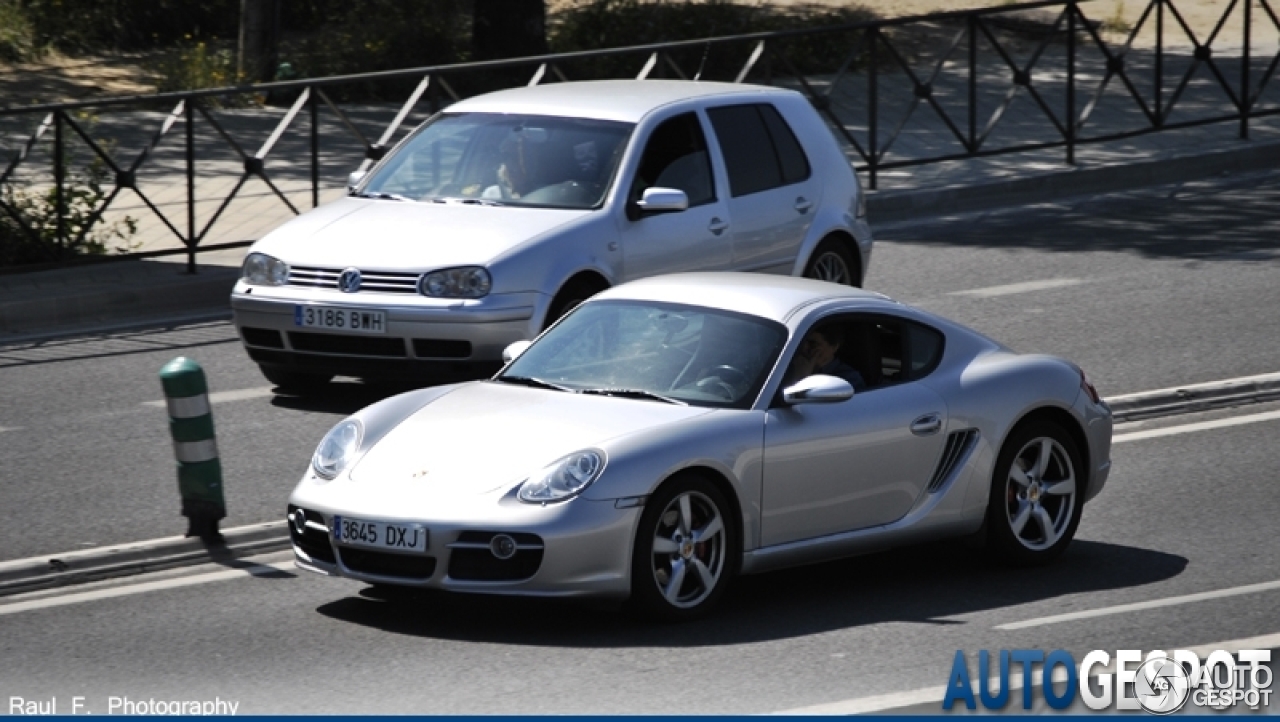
[173,439,219,464]
[165,394,211,419]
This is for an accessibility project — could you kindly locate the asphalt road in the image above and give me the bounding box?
[2,402,1278,713]
[0,168,1278,713]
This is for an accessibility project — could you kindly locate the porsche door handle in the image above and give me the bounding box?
[794,197,813,214]
[708,217,729,236]
[910,414,942,436]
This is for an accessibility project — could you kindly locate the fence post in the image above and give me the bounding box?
[185,99,197,274]
[310,86,320,208]
[868,25,878,191]
[159,357,226,542]
[54,110,65,252]
[1241,0,1251,139]
[1067,1,1077,165]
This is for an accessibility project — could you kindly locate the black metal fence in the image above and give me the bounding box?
[1,0,1277,271]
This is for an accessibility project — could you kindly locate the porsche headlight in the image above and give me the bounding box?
[242,252,290,286]
[518,450,605,503]
[312,419,363,480]
[419,266,491,298]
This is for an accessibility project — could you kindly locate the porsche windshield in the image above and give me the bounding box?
[499,301,788,409]
[361,113,633,210]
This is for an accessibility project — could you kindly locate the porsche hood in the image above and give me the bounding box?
[346,382,713,499]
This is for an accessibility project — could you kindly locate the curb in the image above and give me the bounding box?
[865,140,1280,224]
[0,260,240,337]
[0,521,290,598]
[4,373,1280,598]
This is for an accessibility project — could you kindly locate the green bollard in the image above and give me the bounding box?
[159,357,225,542]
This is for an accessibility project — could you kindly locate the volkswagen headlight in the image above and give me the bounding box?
[419,266,492,298]
[242,252,290,286]
[312,419,363,479]
[518,450,605,503]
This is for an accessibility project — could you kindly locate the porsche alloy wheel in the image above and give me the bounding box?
[987,420,1084,565]
[631,477,735,620]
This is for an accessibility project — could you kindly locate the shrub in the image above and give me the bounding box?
[0,128,138,267]
[0,0,38,62]
[22,0,238,53]
[548,0,879,82]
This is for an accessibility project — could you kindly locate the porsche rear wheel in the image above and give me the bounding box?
[630,475,736,621]
[985,420,1084,566]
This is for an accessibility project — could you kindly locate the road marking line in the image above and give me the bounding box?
[142,386,273,408]
[0,426,21,433]
[1113,409,1280,443]
[949,278,1084,298]
[995,579,1280,630]
[0,561,294,616]
[774,631,1280,715]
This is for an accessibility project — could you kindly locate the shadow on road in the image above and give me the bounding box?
[313,538,1186,646]
[884,171,1280,261]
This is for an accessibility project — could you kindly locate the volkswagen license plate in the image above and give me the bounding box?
[295,305,386,334]
[332,515,428,553]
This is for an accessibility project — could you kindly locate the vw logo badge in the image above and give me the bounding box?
[337,268,362,293]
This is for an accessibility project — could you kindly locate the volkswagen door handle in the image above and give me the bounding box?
[708,217,729,236]
[794,197,813,214]
[910,414,942,436]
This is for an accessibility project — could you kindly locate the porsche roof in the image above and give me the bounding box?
[595,272,897,323]
[445,79,799,124]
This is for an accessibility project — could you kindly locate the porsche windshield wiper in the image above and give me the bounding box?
[577,388,687,405]
[494,375,572,392]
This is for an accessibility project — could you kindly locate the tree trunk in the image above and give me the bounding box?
[238,0,281,83]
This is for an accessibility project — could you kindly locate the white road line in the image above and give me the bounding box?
[141,386,274,408]
[0,426,21,433]
[0,561,294,617]
[949,278,1084,298]
[775,631,1280,715]
[1113,409,1280,443]
[995,579,1280,631]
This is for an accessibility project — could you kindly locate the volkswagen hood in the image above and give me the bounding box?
[250,197,590,269]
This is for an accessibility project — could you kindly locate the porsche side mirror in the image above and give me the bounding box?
[782,374,854,405]
[347,170,366,191]
[502,339,533,364]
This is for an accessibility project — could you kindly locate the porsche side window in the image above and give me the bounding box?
[631,113,715,207]
[905,322,945,380]
[706,103,810,197]
[828,316,906,390]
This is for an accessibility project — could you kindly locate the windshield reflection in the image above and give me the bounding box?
[499,301,788,409]
[363,113,633,210]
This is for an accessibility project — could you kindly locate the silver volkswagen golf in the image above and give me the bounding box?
[231,79,873,390]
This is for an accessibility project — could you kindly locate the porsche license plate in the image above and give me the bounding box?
[332,516,428,553]
[294,305,386,334]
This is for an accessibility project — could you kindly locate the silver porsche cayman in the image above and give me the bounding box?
[287,273,1113,620]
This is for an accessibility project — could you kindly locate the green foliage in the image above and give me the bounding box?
[549,0,878,81]
[23,0,239,53]
[279,0,470,100]
[0,0,38,62]
[0,126,139,267]
[154,38,242,94]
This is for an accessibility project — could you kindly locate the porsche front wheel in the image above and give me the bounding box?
[630,475,736,621]
[985,420,1085,566]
